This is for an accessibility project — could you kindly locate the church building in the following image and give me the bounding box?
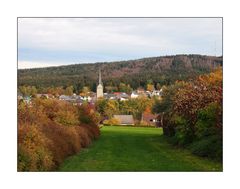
[96,69,103,98]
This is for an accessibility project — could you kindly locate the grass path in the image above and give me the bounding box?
[59,126,222,171]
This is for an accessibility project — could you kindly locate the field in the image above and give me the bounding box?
[59,126,222,171]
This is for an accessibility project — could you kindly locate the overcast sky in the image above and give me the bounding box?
[18,18,222,69]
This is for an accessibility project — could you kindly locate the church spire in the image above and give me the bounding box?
[97,67,104,99]
[99,68,102,85]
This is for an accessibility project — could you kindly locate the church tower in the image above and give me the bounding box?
[97,68,103,98]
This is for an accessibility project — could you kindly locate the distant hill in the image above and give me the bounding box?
[18,54,223,92]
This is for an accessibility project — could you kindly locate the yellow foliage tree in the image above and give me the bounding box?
[147,84,154,91]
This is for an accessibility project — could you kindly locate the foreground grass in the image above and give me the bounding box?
[59,126,222,171]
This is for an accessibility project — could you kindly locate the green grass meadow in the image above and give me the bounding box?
[59,126,222,171]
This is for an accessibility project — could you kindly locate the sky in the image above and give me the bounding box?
[18,18,222,69]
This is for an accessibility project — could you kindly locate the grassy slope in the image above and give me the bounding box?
[58,126,222,171]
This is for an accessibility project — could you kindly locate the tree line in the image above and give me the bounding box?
[18,55,222,94]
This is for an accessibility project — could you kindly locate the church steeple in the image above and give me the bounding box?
[99,68,102,85]
[97,67,103,98]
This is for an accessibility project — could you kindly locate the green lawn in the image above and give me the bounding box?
[58,126,222,171]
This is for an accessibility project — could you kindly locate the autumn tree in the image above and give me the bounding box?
[147,84,154,91]
[46,86,64,97]
[156,83,161,90]
[64,86,74,96]
[161,68,223,159]
[19,86,37,97]
[105,100,119,118]
[152,81,187,114]
[119,83,132,93]
[173,68,222,129]
[118,97,153,121]
[80,86,90,97]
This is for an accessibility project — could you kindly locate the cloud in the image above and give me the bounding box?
[18,18,222,67]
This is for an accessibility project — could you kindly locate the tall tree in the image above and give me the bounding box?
[65,86,73,96]
[19,86,37,97]
[80,86,90,97]
[156,83,161,90]
[119,83,132,93]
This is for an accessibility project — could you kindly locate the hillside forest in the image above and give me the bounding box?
[18,55,222,93]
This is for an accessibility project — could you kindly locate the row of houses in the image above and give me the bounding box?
[18,88,162,102]
[104,89,162,101]
[28,89,162,104]
[59,94,96,104]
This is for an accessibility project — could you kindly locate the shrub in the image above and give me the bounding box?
[139,120,156,127]
[195,102,222,139]
[161,113,176,137]
[189,135,222,160]
[173,69,222,133]
[189,103,223,161]
[18,100,49,126]
[18,124,54,171]
[103,117,120,126]
[171,115,194,146]
[139,120,148,126]
[155,69,223,160]
[54,109,79,126]
[18,98,100,171]
[77,126,92,147]
[78,104,99,126]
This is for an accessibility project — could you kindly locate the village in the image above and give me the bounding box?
[18,70,163,127]
[17,86,163,105]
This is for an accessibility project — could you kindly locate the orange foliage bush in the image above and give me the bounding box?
[173,68,222,128]
[18,123,54,171]
[18,99,100,171]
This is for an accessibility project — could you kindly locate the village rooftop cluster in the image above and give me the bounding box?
[17,87,163,105]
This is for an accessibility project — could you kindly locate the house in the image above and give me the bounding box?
[114,92,129,101]
[104,93,117,100]
[59,95,76,103]
[104,92,129,101]
[113,115,134,125]
[137,87,145,94]
[141,112,159,126]
[88,92,96,98]
[119,92,129,100]
[131,91,139,98]
[113,92,121,96]
[75,97,84,105]
[151,90,162,97]
[59,95,71,101]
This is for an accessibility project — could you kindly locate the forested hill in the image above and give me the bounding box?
[18,54,222,92]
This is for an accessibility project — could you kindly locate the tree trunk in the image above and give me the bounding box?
[161,112,164,127]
